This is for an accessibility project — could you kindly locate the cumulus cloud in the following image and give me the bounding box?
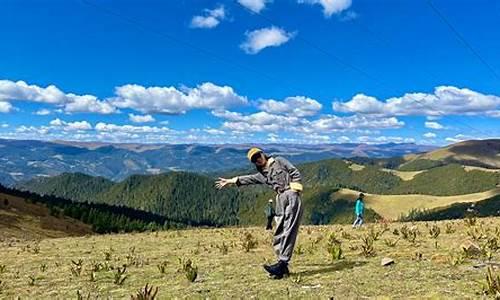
[306,114,404,133]
[333,86,500,117]
[423,132,437,138]
[49,118,92,131]
[213,110,302,133]
[0,80,116,114]
[190,5,226,29]
[425,121,444,130]
[298,0,352,17]
[258,96,322,117]
[213,110,403,134]
[238,0,271,13]
[0,101,13,113]
[240,26,296,54]
[128,113,155,123]
[112,82,247,114]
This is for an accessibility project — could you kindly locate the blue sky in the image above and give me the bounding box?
[0,0,499,145]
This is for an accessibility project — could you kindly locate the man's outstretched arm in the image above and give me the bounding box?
[215,173,266,189]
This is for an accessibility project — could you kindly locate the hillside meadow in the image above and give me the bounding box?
[1,218,500,298]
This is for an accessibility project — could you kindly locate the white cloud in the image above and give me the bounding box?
[49,118,92,131]
[213,110,403,134]
[298,0,352,17]
[423,132,437,138]
[190,5,226,29]
[95,122,171,134]
[425,121,444,130]
[112,82,247,114]
[204,128,225,135]
[258,96,322,117]
[238,0,271,13]
[1,123,9,128]
[0,101,13,113]
[214,110,302,133]
[240,26,296,54]
[129,113,155,123]
[307,114,404,133]
[0,80,116,114]
[34,109,52,115]
[333,86,500,117]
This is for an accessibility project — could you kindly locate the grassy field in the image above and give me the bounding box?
[333,188,500,220]
[1,218,500,299]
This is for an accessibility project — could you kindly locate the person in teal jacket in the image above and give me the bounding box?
[353,193,365,228]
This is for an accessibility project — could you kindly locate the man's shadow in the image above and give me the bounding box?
[294,260,367,277]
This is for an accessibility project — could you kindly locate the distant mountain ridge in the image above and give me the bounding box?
[0,138,435,186]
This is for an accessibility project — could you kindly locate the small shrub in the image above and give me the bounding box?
[240,231,258,252]
[429,225,441,239]
[384,239,398,247]
[326,233,342,261]
[114,265,128,285]
[216,242,229,255]
[0,264,6,274]
[179,259,197,283]
[368,226,383,241]
[131,284,159,300]
[71,259,84,277]
[360,235,375,257]
[445,223,455,234]
[40,263,47,273]
[482,266,500,297]
[157,261,168,274]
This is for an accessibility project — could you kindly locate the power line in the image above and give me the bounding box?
[427,0,500,82]
[79,0,302,96]
[234,0,495,137]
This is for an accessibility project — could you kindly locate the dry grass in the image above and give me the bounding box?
[333,188,500,220]
[381,168,427,181]
[0,193,91,241]
[2,218,500,298]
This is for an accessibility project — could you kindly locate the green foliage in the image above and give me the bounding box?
[401,196,500,222]
[398,159,444,171]
[326,233,343,261]
[392,164,500,196]
[179,259,197,283]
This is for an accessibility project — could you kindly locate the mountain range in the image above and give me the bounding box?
[0,138,435,186]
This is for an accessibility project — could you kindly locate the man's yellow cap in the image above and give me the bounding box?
[247,147,263,161]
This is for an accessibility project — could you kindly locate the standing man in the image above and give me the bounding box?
[265,199,275,230]
[353,193,365,228]
[215,148,303,279]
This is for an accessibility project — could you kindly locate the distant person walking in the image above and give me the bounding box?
[215,148,303,279]
[265,199,275,230]
[353,193,365,228]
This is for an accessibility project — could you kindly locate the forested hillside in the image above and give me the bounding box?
[17,157,500,226]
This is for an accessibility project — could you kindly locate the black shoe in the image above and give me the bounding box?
[264,261,289,277]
